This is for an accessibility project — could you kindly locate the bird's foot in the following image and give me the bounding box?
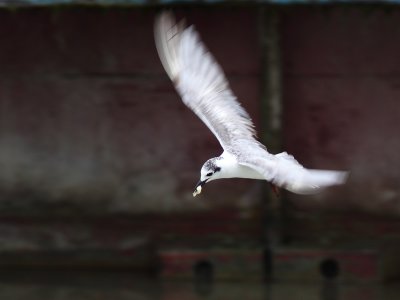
[269,183,280,198]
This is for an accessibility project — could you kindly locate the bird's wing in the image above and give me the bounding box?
[238,149,348,194]
[154,12,258,151]
[155,13,348,194]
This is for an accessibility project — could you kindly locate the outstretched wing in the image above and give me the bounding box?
[239,150,348,194]
[154,12,259,152]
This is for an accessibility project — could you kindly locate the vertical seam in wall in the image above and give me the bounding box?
[259,6,282,153]
[258,6,288,251]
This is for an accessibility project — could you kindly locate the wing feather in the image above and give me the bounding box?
[154,12,257,151]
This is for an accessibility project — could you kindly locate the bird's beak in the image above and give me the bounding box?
[193,180,207,197]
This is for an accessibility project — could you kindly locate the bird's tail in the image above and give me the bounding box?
[285,169,349,194]
[273,152,349,194]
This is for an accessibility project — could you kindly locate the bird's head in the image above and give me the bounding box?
[192,157,222,197]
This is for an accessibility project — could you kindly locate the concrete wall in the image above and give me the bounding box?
[1,5,400,261]
[0,8,263,216]
[281,7,400,244]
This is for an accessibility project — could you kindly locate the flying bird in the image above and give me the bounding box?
[154,12,348,197]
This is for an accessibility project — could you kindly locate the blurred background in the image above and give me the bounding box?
[0,0,400,299]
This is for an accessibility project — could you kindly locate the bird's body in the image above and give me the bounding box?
[209,152,266,180]
[154,13,348,196]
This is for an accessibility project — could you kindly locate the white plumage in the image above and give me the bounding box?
[155,12,348,196]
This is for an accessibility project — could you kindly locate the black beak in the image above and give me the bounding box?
[194,179,207,191]
[193,179,209,197]
[193,179,207,197]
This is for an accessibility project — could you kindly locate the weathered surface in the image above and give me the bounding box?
[0,8,262,216]
[160,248,265,280]
[281,7,400,243]
[274,245,400,282]
[274,248,381,283]
[0,7,266,266]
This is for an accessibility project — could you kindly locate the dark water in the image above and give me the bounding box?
[0,271,398,300]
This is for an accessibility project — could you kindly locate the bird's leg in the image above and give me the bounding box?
[269,183,280,198]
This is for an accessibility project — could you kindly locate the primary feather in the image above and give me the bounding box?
[155,12,256,151]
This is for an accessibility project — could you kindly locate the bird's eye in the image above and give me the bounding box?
[206,172,213,177]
